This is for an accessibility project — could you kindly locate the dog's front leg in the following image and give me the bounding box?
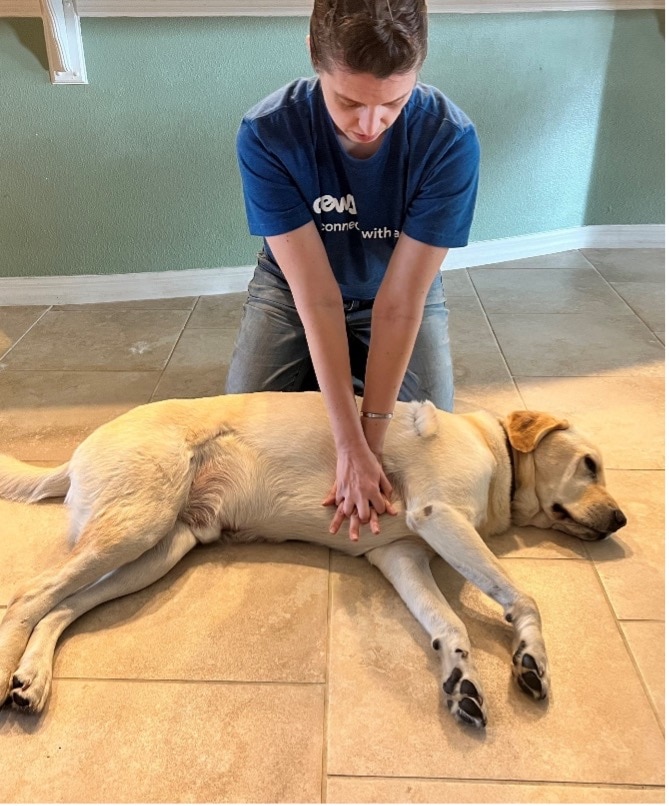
[407,503,550,702]
[366,540,487,729]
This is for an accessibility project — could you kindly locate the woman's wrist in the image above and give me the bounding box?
[361,415,390,457]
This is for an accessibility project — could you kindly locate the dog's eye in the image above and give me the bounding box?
[584,455,598,475]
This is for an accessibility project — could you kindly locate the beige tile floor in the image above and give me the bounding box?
[0,248,664,802]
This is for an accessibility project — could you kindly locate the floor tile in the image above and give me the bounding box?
[0,370,160,460]
[516,376,664,470]
[1,309,190,371]
[488,313,663,378]
[469,268,633,315]
[586,470,664,620]
[581,249,665,283]
[473,250,595,270]
[449,300,520,413]
[327,555,664,784]
[0,248,664,800]
[327,777,666,803]
[188,293,246,328]
[490,524,588,560]
[0,306,48,357]
[152,327,234,400]
[611,281,665,331]
[0,679,324,803]
[442,268,476,297]
[454,383,525,415]
[53,542,329,683]
[621,620,665,730]
[53,297,197,311]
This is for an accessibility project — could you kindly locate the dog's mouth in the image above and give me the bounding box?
[550,503,611,541]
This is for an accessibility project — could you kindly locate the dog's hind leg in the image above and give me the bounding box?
[0,504,183,706]
[406,503,550,702]
[366,540,487,729]
[8,521,199,713]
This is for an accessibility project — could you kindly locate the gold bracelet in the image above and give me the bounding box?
[361,411,393,420]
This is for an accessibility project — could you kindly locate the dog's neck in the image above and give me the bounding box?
[500,421,517,502]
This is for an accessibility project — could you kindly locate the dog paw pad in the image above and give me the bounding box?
[519,671,544,698]
[460,679,482,703]
[513,648,549,701]
[12,674,25,691]
[443,667,488,729]
[12,691,30,709]
[459,697,486,726]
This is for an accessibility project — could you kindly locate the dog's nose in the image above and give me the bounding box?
[610,509,627,532]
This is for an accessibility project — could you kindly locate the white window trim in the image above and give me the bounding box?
[1,0,664,84]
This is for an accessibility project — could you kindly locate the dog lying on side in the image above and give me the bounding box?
[0,392,626,728]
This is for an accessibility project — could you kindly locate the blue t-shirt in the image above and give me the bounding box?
[237,77,479,299]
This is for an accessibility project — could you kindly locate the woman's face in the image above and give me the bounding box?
[319,67,417,146]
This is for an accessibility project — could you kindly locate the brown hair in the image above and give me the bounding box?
[309,0,428,79]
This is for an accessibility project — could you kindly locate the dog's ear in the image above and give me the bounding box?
[504,410,570,453]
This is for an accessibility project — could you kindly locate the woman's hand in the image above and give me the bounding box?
[322,443,397,542]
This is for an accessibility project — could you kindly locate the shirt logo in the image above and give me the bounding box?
[312,193,357,215]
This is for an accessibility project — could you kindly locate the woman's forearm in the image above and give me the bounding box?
[299,299,367,453]
[265,224,366,454]
[361,302,424,453]
[361,234,450,455]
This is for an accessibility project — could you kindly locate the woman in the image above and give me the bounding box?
[227,0,480,541]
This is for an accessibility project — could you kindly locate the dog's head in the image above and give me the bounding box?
[504,411,626,541]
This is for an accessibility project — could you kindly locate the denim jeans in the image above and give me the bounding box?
[225,258,454,411]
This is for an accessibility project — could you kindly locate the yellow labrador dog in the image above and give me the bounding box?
[0,392,626,728]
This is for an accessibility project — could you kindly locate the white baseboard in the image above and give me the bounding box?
[444,224,665,269]
[1,224,663,306]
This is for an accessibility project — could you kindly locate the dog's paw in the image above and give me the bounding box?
[512,639,550,701]
[442,665,487,729]
[8,663,52,714]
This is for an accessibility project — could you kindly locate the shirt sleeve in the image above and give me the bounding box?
[402,123,480,249]
[236,118,314,238]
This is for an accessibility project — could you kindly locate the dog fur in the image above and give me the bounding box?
[0,392,626,727]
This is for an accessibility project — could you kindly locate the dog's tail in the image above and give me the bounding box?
[0,455,70,502]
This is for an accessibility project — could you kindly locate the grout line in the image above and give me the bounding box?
[148,295,202,402]
[0,305,53,363]
[463,267,523,403]
[585,555,665,737]
[50,675,326,687]
[578,255,663,339]
[0,368,175,373]
[496,551,590,565]
[325,772,665,790]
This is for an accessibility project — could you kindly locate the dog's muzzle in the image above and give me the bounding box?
[552,503,627,540]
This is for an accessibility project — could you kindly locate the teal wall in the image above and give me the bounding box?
[0,11,663,279]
